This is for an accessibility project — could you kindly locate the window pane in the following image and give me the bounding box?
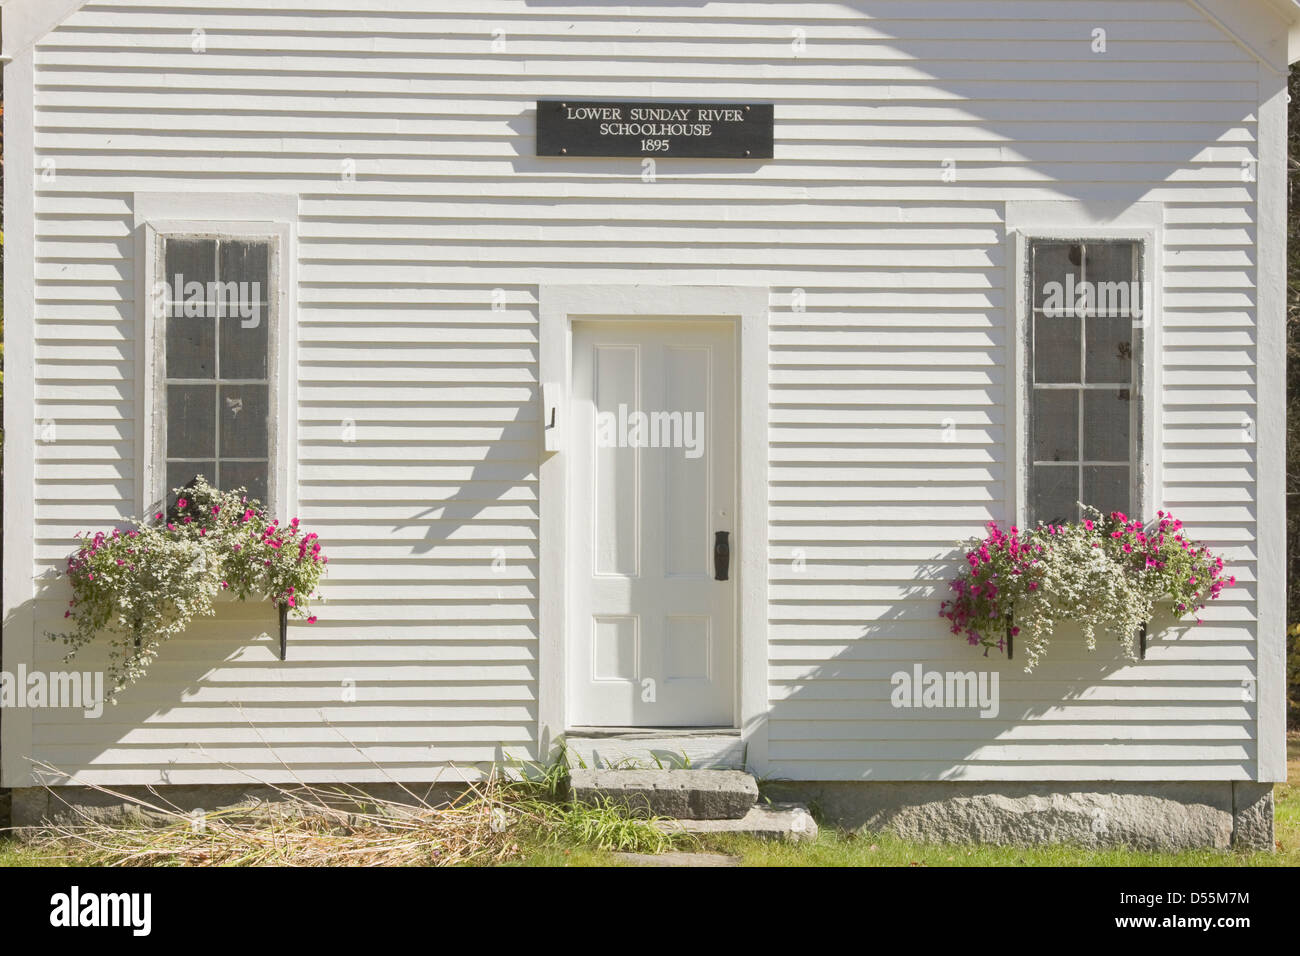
[1031,465,1078,525]
[1084,242,1136,293]
[1031,242,1083,311]
[220,460,269,506]
[1083,389,1131,462]
[1082,465,1130,516]
[166,460,216,503]
[167,384,216,458]
[1085,314,1134,384]
[1031,389,1078,462]
[219,384,269,459]
[164,238,216,302]
[220,314,268,379]
[166,314,216,379]
[1033,314,1082,383]
[220,240,269,293]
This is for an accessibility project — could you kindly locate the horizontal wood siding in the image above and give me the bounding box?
[24,0,1260,782]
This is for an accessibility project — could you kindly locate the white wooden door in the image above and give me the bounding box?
[569,320,736,728]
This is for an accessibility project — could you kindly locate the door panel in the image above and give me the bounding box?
[570,320,736,728]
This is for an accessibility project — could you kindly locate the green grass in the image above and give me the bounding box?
[0,838,62,867]
[3,734,1297,867]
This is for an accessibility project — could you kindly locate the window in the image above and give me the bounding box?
[1026,238,1144,525]
[159,235,275,506]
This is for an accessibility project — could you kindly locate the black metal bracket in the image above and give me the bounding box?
[1138,622,1148,660]
[1005,615,1014,661]
[278,603,288,661]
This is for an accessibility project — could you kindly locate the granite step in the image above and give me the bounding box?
[568,768,758,820]
[562,730,745,771]
[656,803,819,843]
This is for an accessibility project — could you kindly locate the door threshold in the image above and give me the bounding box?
[561,728,747,770]
[565,726,741,739]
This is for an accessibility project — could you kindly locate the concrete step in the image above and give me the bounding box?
[569,768,758,820]
[657,803,819,843]
[562,729,745,771]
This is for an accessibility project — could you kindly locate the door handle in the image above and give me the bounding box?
[714,531,730,581]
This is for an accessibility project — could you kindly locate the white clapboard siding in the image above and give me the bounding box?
[20,0,1263,783]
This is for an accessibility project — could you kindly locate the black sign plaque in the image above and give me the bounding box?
[536,100,773,159]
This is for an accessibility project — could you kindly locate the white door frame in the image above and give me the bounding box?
[538,285,769,771]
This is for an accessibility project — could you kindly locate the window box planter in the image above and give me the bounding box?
[943,509,1233,672]
[1004,615,1148,661]
[50,477,326,699]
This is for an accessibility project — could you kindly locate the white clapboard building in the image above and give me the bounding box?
[1,0,1293,846]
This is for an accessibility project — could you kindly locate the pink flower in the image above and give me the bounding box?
[177,498,188,508]
[307,616,317,624]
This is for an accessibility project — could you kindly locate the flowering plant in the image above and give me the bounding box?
[939,507,1233,672]
[52,476,327,698]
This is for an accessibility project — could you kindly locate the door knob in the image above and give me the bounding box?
[714,531,730,581]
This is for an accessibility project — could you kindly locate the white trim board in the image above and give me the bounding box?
[1252,64,1288,783]
[1,45,38,787]
[536,285,770,774]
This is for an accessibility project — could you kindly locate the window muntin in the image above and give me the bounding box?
[1027,239,1143,526]
[161,236,272,505]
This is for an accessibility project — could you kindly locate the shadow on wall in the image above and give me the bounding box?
[763,555,1256,783]
[4,351,541,790]
[508,0,1261,224]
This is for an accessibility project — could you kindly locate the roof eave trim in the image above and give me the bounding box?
[1,0,93,62]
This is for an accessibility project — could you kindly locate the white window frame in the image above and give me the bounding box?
[134,193,298,518]
[1005,202,1162,529]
